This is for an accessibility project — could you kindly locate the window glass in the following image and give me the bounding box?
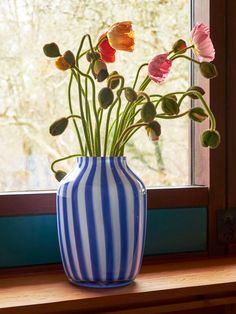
[0,0,190,191]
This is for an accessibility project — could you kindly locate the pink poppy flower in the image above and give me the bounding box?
[148,53,172,84]
[191,22,215,62]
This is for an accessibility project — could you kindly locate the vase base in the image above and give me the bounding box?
[69,278,133,289]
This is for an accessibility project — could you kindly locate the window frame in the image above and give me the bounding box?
[0,0,229,257]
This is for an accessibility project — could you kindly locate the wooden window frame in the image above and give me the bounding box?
[0,0,231,257]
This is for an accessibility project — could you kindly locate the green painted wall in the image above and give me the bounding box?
[0,207,207,268]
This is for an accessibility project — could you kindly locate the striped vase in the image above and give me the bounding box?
[56,156,147,288]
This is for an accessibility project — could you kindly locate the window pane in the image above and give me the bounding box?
[0,0,190,192]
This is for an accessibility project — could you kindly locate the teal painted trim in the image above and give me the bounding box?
[144,207,207,255]
[0,215,61,267]
[0,207,207,268]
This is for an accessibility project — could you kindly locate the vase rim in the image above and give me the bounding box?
[77,156,126,161]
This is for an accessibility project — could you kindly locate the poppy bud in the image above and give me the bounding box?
[161,96,179,115]
[168,94,178,101]
[172,39,187,54]
[55,56,71,71]
[141,102,156,122]
[92,60,109,82]
[146,120,161,142]
[98,87,114,109]
[49,117,68,136]
[199,62,218,79]
[201,129,221,148]
[187,86,205,99]
[189,107,208,123]
[55,170,67,182]
[108,71,120,89]
[124,87,138,102]
[43,42,61,58]
[63,50,75,67]
[86,51,101,63]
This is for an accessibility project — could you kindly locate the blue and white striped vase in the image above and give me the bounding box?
[56,156,147,288]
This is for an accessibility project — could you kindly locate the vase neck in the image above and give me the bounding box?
[77,156,127,167]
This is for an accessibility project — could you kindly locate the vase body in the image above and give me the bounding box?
[56,156,147,288]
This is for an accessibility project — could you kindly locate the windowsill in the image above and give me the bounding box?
[1,256,236,314]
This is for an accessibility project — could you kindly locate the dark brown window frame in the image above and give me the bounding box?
[0,0,231,256]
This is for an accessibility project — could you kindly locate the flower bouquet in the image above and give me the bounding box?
[43,21,220,181]
[43,21,220,288]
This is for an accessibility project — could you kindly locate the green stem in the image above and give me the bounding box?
[117,125,142,154]
[113,122,148,155]
[74,69,93,155]
[137,91,151,102]
[76,34,94,66]
[170,54,200,64]
[103,79,125,156]
[169,44,194,58]
[178,91,216,129]
[68,72,84,155]
[51,154,82,173]
[133,63,148,89]
[67,114,81,120]
[155,91,186,108]
[156,110,190,119]
[74,65,101,155]
[139,76,151,91]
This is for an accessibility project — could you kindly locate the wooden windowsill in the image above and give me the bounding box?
[1,257,236,314]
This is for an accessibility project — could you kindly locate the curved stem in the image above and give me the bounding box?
[103,82,125,156]
[118,125,142,154]
[170,54,200,64]
[113,122,148,155]
[51,154,82,173]
[74,65,101,155]
[178,91,216,129]
[133,63,148,89]
[76,34,94,66]
[156,110,190,119]
[73,69,93,155]
[68,72,84,155]
[137,91,151,102]
[67,114,81,120]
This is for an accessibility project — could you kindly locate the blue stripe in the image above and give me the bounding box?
[71,157,89,280]
[101,158,114,281]
[61,182,80,280]
[84,158,100,281]
[117,158,140,279]
[110,158,128,280]
[126,163,147,277]
[56,188,70,278]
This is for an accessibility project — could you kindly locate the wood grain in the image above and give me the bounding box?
[1,257,236,313]
[0,186,208,216]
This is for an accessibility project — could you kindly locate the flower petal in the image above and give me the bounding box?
[148,53,172,84]
[191,22,215,62]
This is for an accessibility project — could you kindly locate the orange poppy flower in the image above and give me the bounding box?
[107,21,134,52]
[55,56,71,71]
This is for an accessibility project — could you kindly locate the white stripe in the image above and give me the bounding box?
[76,159,94,280]
[114,158,135,279]
[107,158,121,280]
[125,164,146,276]
[57,185,74,279]
[66,160,83,280]
[92,159,106,281]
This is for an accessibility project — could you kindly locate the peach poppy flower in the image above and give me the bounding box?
[191,22,215,62]
[107,21,134,52]
[148,53,172,84]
